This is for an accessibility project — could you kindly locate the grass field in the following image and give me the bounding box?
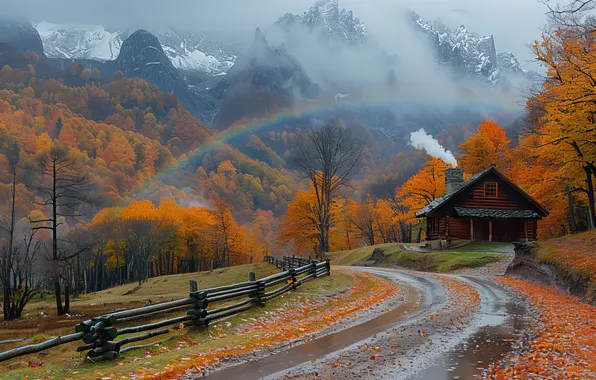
[0,263,280,344]
[328,243,504,272]
[537,231,596,301]
[0,263,356,378]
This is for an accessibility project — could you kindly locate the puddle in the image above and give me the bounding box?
[204,282,423,380]
[409,280,531,380]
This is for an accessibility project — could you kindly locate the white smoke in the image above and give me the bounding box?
[409,128,458,167]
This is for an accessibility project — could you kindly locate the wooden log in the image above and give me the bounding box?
[298,273,316,284]
[110,298,195,320]
[205,303,254,323]
[119,338,170,354]
[194,281,257,297]
[116,328,170,348]
[187,309,208,318]
[0,332,84,363]
[117,315,195,336]
[206,284,259,300]
[0,338,29,346]
[260,271,292,284]
[77,343,95,352]
[207,287,259,302]
[206,298,253,316]
[262,274,292,288]
[263,283,293,299]
[115,304,191,324]
[189,280,198,293]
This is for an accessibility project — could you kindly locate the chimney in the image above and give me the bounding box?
[445,168,464,195]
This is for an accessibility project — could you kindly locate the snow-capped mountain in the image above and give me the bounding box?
[114,29,219,123]
[275,0,366,45]
[34,21,239,76]
[497,52,525,75]
[410,11,525,83]
[34,21,122,61]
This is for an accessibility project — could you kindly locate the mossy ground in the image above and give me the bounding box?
[328,243,503,273]
[0,264,354,379]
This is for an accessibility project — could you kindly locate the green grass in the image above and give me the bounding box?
[1,266,355,379]
[328,243,503,273]
[450,242,515,253]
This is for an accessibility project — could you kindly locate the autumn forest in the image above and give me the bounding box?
[1,3,596,325]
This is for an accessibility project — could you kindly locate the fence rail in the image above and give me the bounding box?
[0,258,331,363]
[264,255,320,270]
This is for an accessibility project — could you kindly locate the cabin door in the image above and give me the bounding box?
[473,219,490,241]
[493,220,513,242]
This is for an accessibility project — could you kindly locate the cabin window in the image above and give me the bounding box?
[484,181,498,197]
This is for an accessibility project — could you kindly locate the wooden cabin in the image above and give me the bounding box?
[416,167,549,242]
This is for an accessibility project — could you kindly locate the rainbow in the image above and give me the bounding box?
[132,90,524,197]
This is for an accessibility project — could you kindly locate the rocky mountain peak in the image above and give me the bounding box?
[312,0,340,21]
[410,11,522,83]
[210,28,320,100]
[254,27,267,45]
[275,0,366,45]
[119,29,166,57]
[0,19,45,57]
[114,29,218,123]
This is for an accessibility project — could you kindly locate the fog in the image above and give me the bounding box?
[0,0,547,68]
[0,0,549,120]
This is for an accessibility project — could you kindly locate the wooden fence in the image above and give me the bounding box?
[0,258,331,363]
[264,255,319,270]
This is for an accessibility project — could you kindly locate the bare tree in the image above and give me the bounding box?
[28,143,93,316]
[542,0,596,32]
[295,124,364,258]
[0,139,21,320]
[0,231,42,320]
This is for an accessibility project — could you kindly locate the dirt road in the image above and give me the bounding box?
[203,267,532,380]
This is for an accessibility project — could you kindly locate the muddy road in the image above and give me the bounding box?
[202,267,532,380]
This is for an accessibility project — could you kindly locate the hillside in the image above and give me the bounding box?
[327,243,504,272]
[507,232,596,304]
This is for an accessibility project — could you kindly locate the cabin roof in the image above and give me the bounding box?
[415,166,550,218]
[454,207,541,219]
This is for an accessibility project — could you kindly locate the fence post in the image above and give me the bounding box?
[189,280,198,293]
[188,291,208,328]
[311,262,317,278]
[77,315,119,362]
[326,259,331,276]
[256,279,266,306]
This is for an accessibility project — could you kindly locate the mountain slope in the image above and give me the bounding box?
[113,29,219,123]
[0,19,45,57]
[34,22,238,76]
[210,28,319,100]
[410,11,525,83]
[275,0,366,45]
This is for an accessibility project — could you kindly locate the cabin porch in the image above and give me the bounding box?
[426,215,538,242]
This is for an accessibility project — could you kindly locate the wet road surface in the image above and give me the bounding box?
[201,267,531,380]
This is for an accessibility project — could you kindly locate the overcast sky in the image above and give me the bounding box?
[0,0,549,69]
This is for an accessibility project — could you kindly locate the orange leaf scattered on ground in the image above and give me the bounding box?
[136,269,400,379]
[487,278,596,379]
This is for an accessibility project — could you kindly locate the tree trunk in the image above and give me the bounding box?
[566,186,577,233]
[54,279,64,316]
[584,165,596,230]
[3,288,11,320]
[64,282,70,313]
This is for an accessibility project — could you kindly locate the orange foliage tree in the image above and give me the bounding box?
[512,26,596,236]
[396,157,450,222]
[458,119,511,174]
